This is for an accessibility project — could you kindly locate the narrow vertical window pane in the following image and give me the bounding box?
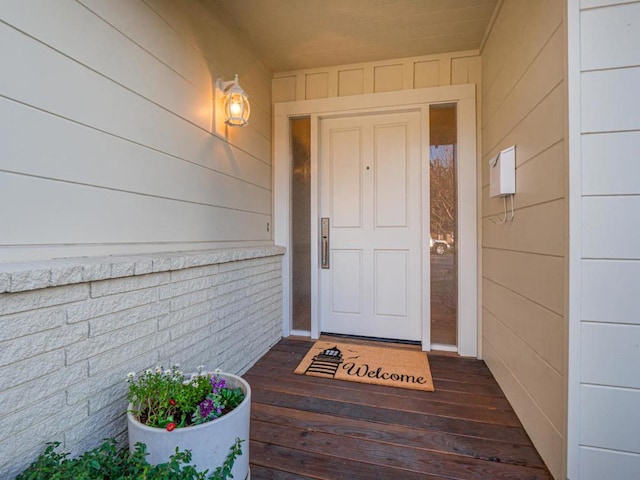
[429,104,458,346]
[291,117,311,331]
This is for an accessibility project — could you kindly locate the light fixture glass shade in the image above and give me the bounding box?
[221,75,250,127]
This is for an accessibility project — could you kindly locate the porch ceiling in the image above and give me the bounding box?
[210,0,499,72]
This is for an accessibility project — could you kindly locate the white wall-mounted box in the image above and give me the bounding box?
[489,145,516,197]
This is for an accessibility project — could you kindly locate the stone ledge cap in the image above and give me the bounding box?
[0,245,286,293]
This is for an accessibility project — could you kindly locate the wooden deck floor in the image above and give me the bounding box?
[245,337,552,480]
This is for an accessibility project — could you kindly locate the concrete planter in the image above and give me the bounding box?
[127,372,251,479]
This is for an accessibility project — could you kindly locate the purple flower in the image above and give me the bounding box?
[199,398,214,418]
[210,376,226,394]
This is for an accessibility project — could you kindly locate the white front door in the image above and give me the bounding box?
[319,111,422,341]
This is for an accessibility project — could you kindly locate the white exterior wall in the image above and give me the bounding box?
[0,247,284,478]
[568,1,640,478]
[0,0,273,262]
[480,1,567,478]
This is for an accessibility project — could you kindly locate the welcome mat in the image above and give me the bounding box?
[294,340,434,392]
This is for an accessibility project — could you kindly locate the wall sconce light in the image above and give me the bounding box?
[216,74,250,127]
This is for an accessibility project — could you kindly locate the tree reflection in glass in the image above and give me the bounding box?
[430,104,458,346]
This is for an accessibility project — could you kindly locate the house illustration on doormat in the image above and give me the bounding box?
[305,346,344,378]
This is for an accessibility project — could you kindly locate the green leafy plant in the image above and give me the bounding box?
[16,437,243,480]
[126,365,245,430]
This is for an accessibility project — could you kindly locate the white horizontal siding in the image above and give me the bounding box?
[581,197,640,259]
[582,261,640,324]
[581,323,640,389]
[0,0,273,262]
[78,0,273,138]
[0,22,255,171]
[580,385,640,453]
[579,447,640,480]
[1,0,211,130]
[0,174,268,245]
[581,67,640,133]
[0,97,271,209]
[570,1,640,476]
[141,0,271,110]
[581,0,637,8]
[580,2,640,70]
[81,0,215,97]
[582,131,640,195]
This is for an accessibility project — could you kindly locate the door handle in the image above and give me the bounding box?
[321,217,330,269]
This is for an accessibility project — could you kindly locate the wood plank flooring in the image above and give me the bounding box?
[245,337,552,480]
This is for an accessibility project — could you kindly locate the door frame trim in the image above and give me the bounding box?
[274,84,478,356]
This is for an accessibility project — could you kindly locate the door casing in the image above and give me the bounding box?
[274,84,478,356]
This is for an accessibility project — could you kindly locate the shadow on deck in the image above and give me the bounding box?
[245,337,552,480]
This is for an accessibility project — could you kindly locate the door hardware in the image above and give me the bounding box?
[320,217,330,269]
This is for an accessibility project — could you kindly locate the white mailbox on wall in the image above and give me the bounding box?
[489,145,516,198]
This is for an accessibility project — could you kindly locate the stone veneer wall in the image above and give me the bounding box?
[0,246,284,478]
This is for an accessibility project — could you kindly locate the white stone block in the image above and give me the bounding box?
[152,256,173,272]
[89,301,170,337]
[0,401,88,469]
[0,361,87,415]
[88,330,170,376]
[158,302,211,330]
[66,349,158,405]
[1,445,41,480]
[65,319,158,365]
[0,284,89,316]
[50,265,83,287]
[158,275,210,300]
[63,413,127,458]
[9,264,51,292]
[157,330,209,362]
[91,272,169,298]
[134,258,154,275]
[66,288,158,323]
[81,261,112,282]
[168,289,210,311]
[210,290,245,312]
[179,254,210,269]
[110,259,136,277]
[87,381,127,415]
[167,313,212,342]
[0,350,65,389]
[0,392,65,436]
[0,273,10,293]
[171,264,220,282]
[0,307,66,340]
[0,322,88,367]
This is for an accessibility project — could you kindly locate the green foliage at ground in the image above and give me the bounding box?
[15,437,243,480]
